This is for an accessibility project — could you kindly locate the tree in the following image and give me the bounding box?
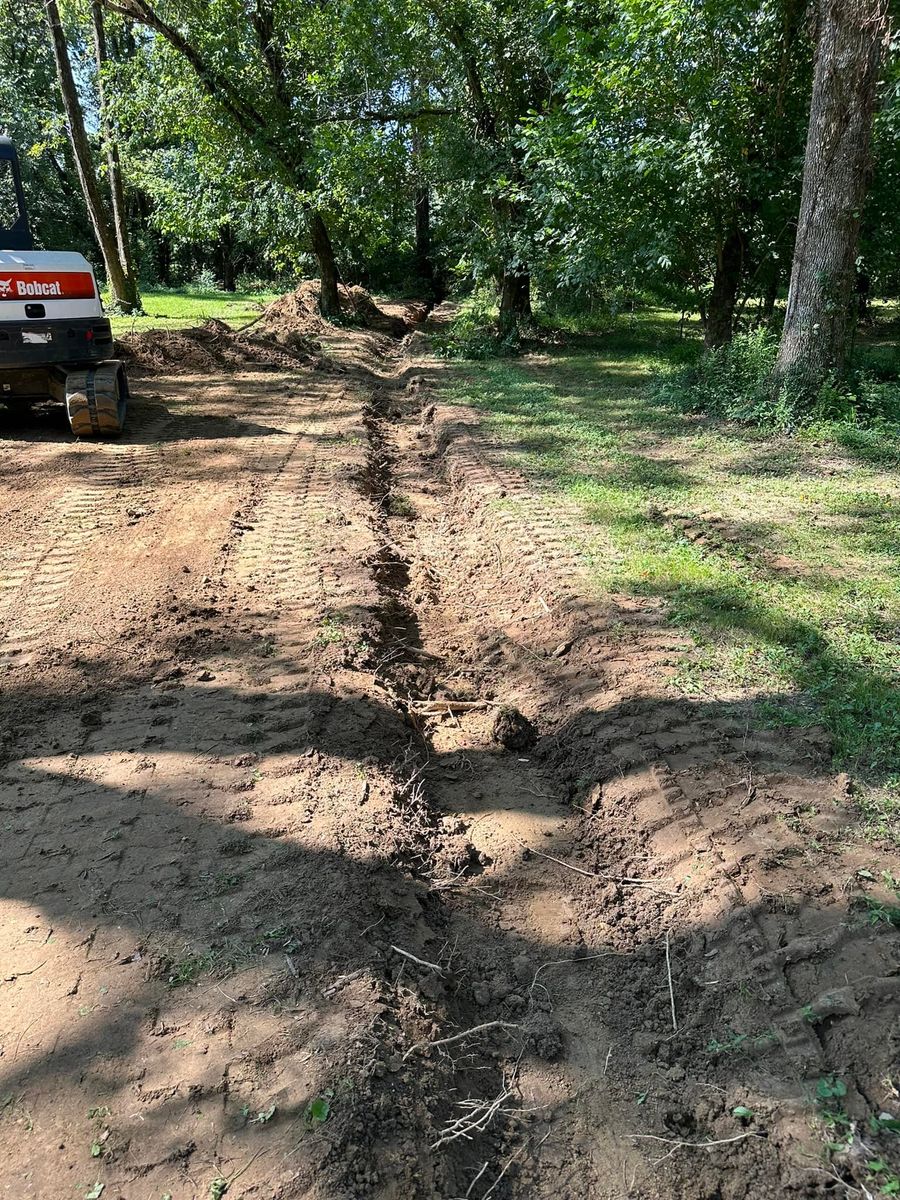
[44,0,141,311]
[775,0,891,390]
[519,0,812,343]
[104,0,350,314]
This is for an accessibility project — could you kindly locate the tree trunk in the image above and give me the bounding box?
[774,0,889,390]
[704,227,744,349]
[90,0,140,312]
[218,222,236,291]
[414,185,436,297]
[309,210,340,317]
[498,268,531,337]
[45,0,139,313]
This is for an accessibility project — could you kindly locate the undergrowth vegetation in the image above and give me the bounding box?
[653,326,900,433]
[439,307,900,840]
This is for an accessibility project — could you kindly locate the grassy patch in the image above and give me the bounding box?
[107,287,278,336]
[437,309,900,838]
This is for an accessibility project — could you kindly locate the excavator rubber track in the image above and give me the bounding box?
[64,360,128,438]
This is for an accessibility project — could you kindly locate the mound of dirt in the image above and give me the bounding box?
[116,317,323,375]
[257,281,409,342]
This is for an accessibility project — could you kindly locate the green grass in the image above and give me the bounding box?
[106,287,278,336]
[438,309,900,839]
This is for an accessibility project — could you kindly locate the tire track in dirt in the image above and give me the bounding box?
[0,403,173,667]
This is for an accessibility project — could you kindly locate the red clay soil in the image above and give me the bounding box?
[0,291,896,1200]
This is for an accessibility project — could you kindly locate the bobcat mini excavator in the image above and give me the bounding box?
[0,137,128,436]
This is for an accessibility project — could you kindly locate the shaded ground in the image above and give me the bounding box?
[0,296,897,1200]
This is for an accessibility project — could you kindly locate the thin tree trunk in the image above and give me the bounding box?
[90,0,140,312]
[414,185,436,297]
[309,210,340,317]
[704,227,744,349]
[218,222,236,291]
[45,0,138,313]
[498,268,532,336]
[774,0,889,390]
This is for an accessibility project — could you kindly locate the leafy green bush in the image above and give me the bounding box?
[654,328,900,428]
[432,301,519,359]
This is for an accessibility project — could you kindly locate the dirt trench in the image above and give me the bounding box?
[0,309,897,1200]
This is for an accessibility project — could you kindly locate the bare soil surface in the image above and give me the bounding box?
[0,295,897,1200]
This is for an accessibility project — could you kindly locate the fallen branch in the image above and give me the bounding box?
[403,1020,521,1062]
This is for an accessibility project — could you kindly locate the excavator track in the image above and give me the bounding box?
[65,360,128,438]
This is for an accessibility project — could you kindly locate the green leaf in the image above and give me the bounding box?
[732,1106,754,1119]
[84,1185,104,1200]
[250,1104,277,1125]
[304,1096,331,1127]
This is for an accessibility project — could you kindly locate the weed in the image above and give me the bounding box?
[868,1160,900,1195]
[386,492,417,518]
[247,1103,277,1125]
[166,951,217,989]
[316,613,346,645]
[706,1028,777,1056]
[303,1093,332,1128]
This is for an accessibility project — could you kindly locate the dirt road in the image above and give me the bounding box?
[0,305,897,1200]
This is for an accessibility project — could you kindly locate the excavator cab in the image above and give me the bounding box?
[0,138,34,252]
[0,138,128,437]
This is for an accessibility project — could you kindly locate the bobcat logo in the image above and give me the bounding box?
[0,279,12,298]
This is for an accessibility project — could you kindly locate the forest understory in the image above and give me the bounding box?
[0,298,897,1200]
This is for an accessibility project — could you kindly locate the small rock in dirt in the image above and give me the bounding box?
[197,668,216,682]
[492,705,537,751]
[552,640,572,658]
[421,403,436,424]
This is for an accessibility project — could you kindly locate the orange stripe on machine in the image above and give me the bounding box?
[0,272,96,300]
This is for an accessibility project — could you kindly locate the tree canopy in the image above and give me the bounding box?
[0,0,895,371]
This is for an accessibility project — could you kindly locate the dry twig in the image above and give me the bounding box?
[519,842,677,895]
[665,929,677,1031]
[390,944,443,974]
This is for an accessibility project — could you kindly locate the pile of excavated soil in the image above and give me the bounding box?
[257,281,409,342]
[118,284,409,376]
[116,317,323,375]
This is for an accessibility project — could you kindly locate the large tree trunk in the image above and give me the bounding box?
[774,0,889,390]
[498,267,532,336]
[309,210,340,317]
[90,0,141,312]
[46,0,139,313]
[704,226,745,349]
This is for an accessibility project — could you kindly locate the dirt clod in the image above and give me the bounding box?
[492,705,537,750]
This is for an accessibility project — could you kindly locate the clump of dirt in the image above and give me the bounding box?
[117,317,323,375]
[492,704,537,750]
